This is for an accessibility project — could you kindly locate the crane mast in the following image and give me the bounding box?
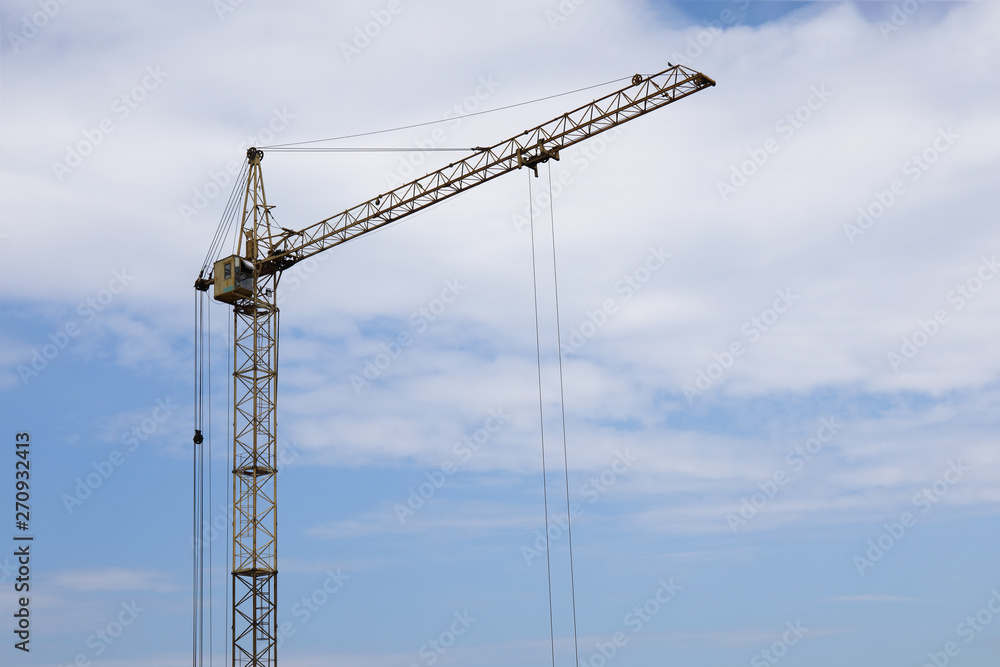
[195,63,714,667]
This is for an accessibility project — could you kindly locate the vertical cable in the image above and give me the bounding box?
[225,306,232,667]
[207,299,213,667]
[192,292,198,667]
[528,171,557,667]
[193,291,205,667]
[547,163,580,666]
[199,296,205,667]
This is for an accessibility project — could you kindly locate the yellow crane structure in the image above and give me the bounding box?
[194,63,715,667]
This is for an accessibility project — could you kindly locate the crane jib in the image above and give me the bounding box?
[247,66,713,277]
[193,62,715,667]
[196,64,715,290]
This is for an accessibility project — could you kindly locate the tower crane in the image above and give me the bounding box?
[194,63,715,667]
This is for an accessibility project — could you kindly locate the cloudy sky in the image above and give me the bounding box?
[2,0,1000,665]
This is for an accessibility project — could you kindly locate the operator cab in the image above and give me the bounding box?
[213,255,254,304]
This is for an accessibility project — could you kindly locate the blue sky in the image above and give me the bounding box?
[2,1,999,666]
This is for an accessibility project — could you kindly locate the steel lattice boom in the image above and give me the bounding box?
[242,64,715,277]
[194,63,714,667]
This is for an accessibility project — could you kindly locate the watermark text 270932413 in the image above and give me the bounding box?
[13,432,33,653]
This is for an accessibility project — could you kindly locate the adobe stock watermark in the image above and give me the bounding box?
[726,418,844,533]
[6,0,72,54]
[878,0,932,40]
[887,254,998,372]
[545,0,587,30]
[920,587,1000,667]
[178,107,295,224]
[513,166,572,234]
[561,244,671,354]
[213,0,245,21]
[17,268,134,385]
[350,278,468,395]
[340,0,406,62]
[750,621,809,667]
[853,459,969,576]
[407,610,477,667]
[843,127,959,243]
[274,567,350,649]
[521,449,637,566]
[669,0,750,66]
[51,66,167,182]
[683,288,799,401]
[512,127,624,234]
[275,253,333,306]
[61,397,178,514]
[384,74,501,189]
[580,577,682,667]
[393,408,509,524]
[717,84,833,202]
[54,599,145,666]
[190,440,302,550]
[0,556,16,584]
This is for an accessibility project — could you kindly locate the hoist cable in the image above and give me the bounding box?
[217,163,248,265]
[193,161,247,667]
[528,165,582,667]
[199,160,248,277]
[527,171,557,667]
[225,307,232,667]
[207,299,213,667]
[192,293,197,667]
[193,290,206,667]
[547,163,580,667]
[258,75,632,150]
[200,296,206,667]
[215,161,247,263]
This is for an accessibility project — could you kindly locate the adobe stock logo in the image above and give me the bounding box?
[350,279,468,395]
[844,127,959,244]
[853,460,969,576]
[887,254,998,372]
[339,0,406,62]
[750,621,809,667]
[725,418,844,533]
[878,0,931,39]
[717,86,833,202]
[393,409,508,524]
[561,245,671,355]
[920,588,1000,667]
[51,67,168,182]
[577,577,681,667]
[668,0,749,67]
[683,288,799,401]
[18,268,134,385]
[521,450,636,566]
[407,611,477,667]
[6,0,72,54]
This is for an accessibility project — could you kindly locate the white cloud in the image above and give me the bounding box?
[51,566,178,593]
[829,594,919,602]
[1,0,998,573]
